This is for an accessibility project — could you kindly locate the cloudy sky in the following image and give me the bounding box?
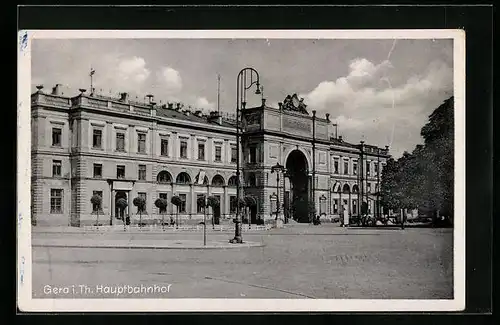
[31,38,453,158]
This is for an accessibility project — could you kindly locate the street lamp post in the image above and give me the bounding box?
[271,163,285,221]
[230,68,261,244]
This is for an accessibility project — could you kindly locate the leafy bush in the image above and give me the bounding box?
[207,196,220,208]
[154,198,168,212]
[171,195,182,207]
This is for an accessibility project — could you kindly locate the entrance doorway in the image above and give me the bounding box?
[115,191,128,224]
[285,150,309,223]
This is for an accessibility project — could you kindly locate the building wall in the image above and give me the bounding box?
[31,90,389,227]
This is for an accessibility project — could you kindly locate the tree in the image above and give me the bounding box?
[380,97,454,225]
[133,196,146,227]
[90,193,102,228]
[154,198,168,230]
[171,195,182,229]
[115,198,128,229]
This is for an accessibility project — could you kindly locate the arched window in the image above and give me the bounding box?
[228,176,238,187]
[176,172,191,184]
[352,184,359,193]
[342,184,350,194]
[247,173,257,187]
[212,175,225,186]
[157,171,172,183]
[332,182,342,193]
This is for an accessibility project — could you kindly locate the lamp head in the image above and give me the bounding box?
[255,83,261,95]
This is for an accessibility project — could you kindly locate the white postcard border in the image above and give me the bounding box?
[17,29,466,312]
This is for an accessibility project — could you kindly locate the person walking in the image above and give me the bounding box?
[343,205,349,227]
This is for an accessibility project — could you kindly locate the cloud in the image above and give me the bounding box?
[194,97,215,110]
[303,58,453,157]
[117,56,150,84]
[157,66,182,93]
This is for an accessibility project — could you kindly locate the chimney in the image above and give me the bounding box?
[338,136,343,142]
[278,102,283,110]
[175,103,181,111]
[183,110,190,116]
[168,103,173,110]
[120,92,129,102]
[194,110,203,117]
[51,84,62,95]
[208,111,222,125]
[325,113,330,121]
[261,98,266,106]
[36,85,44,93]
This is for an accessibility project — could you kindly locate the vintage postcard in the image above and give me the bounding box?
[17,29,465,312]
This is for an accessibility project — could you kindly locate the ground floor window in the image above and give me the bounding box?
[92,191,103,212]
[50,189,63,214]
[197,194,205,213]
[158,193,168,213]
[230,195,237,213]
[333,199,339,214]
[179,194,187,213]
[352,199,358,215]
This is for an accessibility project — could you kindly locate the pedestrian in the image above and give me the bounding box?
[343,205,349,227]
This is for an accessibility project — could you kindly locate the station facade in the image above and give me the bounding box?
[31,84,390,226]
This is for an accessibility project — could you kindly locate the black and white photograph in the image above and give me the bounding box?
[17,29,465,312]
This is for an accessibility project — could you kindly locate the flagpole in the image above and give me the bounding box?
[90,66,95,95]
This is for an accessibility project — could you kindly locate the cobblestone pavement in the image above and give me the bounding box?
[31,224,453,299]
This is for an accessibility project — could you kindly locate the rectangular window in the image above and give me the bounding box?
[52,128,62,146]
[161,138,169,156]
[50,189,63,213]
[158,193,168,212]
[352,200,358,215]
[93,129,102,148]
[367,183,372,193]
[116,132,125,152]
[343,160,349,175]
[230,195,237,213]
[231,145,237,163]
[137,133,146,153]
[180,140,188,159]
[353,162,358,176]
[374,162,379,177]
[333,199,339,214]
[179,194,187,213]
[92,191,103,212]
[366,161,371,176]
[138,164,146,181]
[117,165,125,179]
[198,142,205,160]
[215,145,222,162]
[197,194,205,213]
[93,163,102,178]
[52,160,62,177]
[249,146,257,163]
[333,158,339,174]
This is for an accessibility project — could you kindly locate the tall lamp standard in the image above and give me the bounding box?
[271,163,285,221]
[230,68,261,244]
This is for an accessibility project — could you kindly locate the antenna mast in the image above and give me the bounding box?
[90,66,96,95]
[217,74,221,114]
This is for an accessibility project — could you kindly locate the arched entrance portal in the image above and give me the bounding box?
[285,150,309,223]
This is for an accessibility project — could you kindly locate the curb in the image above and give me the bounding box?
[32,242,266,250]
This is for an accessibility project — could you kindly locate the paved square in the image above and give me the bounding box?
[32,225,453,299]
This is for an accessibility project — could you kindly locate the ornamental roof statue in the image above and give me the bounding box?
[282,93,308,114]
